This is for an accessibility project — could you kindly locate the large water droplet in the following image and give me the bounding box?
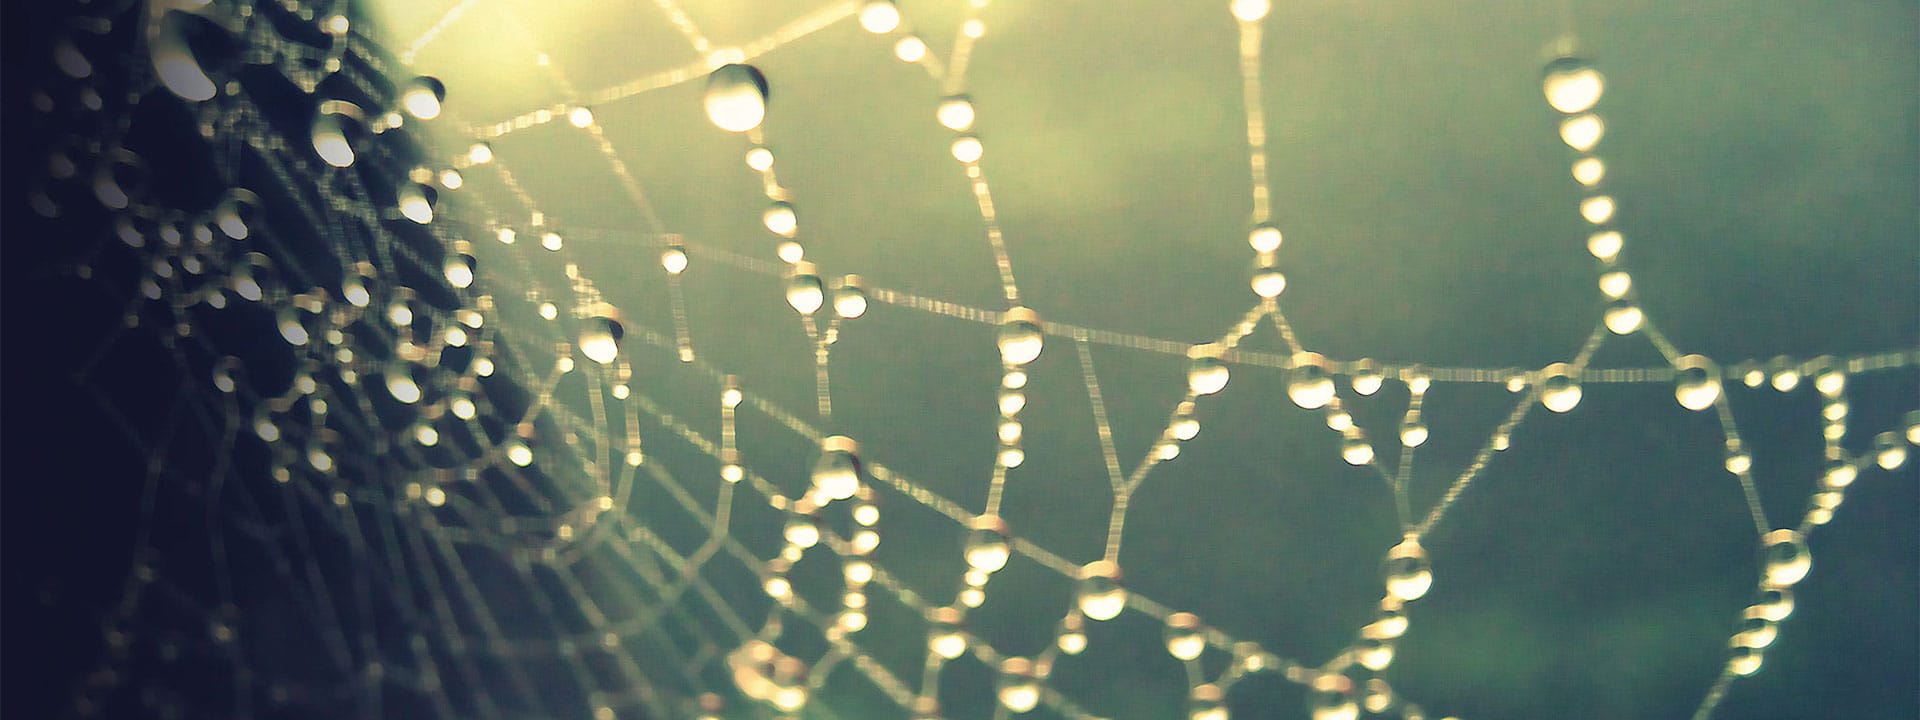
[1248,223,1282,253]
[763,201,798,237]
[402,76,446,120]
[964,515,1011,573]
[704,64,769,133]
[1760,529,1810,589]
[1188,344,1229,395]
[1875,432,1908,470]
[311,102,364,168]
[998,307,1044,366]
[1356,637,1395,671]
[1603,299,1642,335]
[1674,356,1721,411]
[996,657,1040,713]
[1231,0,1272,22]
[1539,363,1582,413]
[153,13,217,102]
[1383,536,1432,602]
[1076,561,1126,621]
[812,436,861,501]
[1165,612,1206,661]
[580,304,624,365]
[859,0,901,33]
[927,607,966,659]
[783,515,819,548]
[833,275,868,319]
[1288,353,1336,409]
[937,95,976,131]
[386,364,422,404]
[1340,436,1374,466]
[786,262,824,315]
[1559,113,1604,151]
[1542,56,1603,114]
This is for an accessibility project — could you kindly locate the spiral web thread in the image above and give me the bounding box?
[26,1,1919,720]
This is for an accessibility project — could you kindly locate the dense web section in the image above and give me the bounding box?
[11,1,1919,720]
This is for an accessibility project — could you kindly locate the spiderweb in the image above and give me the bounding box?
[11,1,1918,720]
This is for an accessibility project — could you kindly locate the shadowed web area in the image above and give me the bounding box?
[4,1,1918,720]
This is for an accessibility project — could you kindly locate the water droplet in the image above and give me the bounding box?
[1749,588,1794,622]
[1727,645,1764,676]
[937,95,976,131]
[507,441,534,467]
[1674,356,1721,411]
[745,146,774,171]
[1188,344,1229,395]
[1383,536,1432,602]
[763,201,798,237]
[580,303,624,364]
[1362,603,1408,639]
[1588,230,1623,261]
[1341,436,1374,466]
[1572,156,1605,186]
[1308,675,1359,720]
[568,106,595,128]
[1356,637,1395,671]
[277,308,311,346]
[1580,195,1616,225]
[1733,608,1778,649]
[1231,0,1272,22]
[894,35,928,62]
[1597,270,1632,299]
[833,275,868,319]
[1818,459,1857,492]
[311,103,363,167]
[1171,413,1201,441]
[1542,56,1603,114]
[153,15,216,102]
[661,244,689,274]
[1289,353,1336,409]
[996,658,1040,713]
[1603,299,1642,335]
[1057,615,1087,655]
[813,436,861,501]
[1559,113,1604,151]
[964,515,1011,573]
[1076,561,1126,621]
[1759,529,1810,589]
[1248,223,1282,253]
[1539,363,1582,413]
[1251,263,1287,298]
[1875,432,1908,470]
[859,0,901,33]
[951,134,984,163]
[1189,683,1228,720]
[1165,612,1206,661]
[401,76,446,120]
[1399,421,1429,448]
[783,515,819,548]
[927,606,967,657]
[999,390,1027,416]
[704,64,768,133]
[786,262,824,315]
[1350,362,1385,396]
[443,241,475,288]
[998,307,1044,366]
